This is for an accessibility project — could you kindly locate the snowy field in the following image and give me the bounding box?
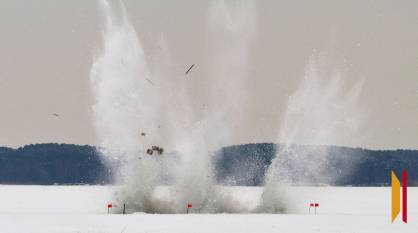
[0,185,416,233]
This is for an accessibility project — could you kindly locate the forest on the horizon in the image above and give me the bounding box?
[0,143,416,186]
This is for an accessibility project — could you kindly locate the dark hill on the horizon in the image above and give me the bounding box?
[0,144,112,185]
[0,143,416,186]
[216,144,418,186]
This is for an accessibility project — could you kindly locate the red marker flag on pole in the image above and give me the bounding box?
[186,203,193,214]
[107,203,113,214]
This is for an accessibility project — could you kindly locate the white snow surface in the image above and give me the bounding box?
[0,185,415,233]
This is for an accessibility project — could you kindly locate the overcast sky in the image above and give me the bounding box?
[0,0,417,149]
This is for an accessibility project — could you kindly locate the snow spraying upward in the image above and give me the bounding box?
[90,0,166,212]
[258,51,366,213]
[90,0,257,213]
[90,0,364,214]
[170,0,258,213]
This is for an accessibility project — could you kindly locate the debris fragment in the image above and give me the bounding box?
[141,132,146,136]
[145,78,154,85]
[146,146,164,155]
[152,146,164,154]
[185,64,195,75]
[52,113,59,117]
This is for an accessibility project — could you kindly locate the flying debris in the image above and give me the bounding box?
[52,113,59,117]
[141,132,146,136]
[145,78,154,85]
[146,146,164,156]
[185,64,195,75]
[152,146,164,154]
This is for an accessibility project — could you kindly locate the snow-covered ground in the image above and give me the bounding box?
[0,185,415,232]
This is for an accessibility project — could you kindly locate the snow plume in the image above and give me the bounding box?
[169,0,257,213]
[167,0,257,213]
[90,0,167,212]
[258,51,366,213]
[90,0,257,213]
[206,0,257,147]
[90,0,365,214]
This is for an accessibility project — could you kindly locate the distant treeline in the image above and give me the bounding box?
[0,143,417,186]
[216,144,418,186]
[0,144,112,185]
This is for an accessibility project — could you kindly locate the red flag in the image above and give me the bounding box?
[187,203,192,209]
[108,203,113,208]
[314,203,319,207]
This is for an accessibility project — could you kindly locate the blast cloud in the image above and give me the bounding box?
[258,51,366,213]
[90,0,256,213]
[90,0,365,214]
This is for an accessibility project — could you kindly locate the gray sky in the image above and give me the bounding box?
[0,0,417,149]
